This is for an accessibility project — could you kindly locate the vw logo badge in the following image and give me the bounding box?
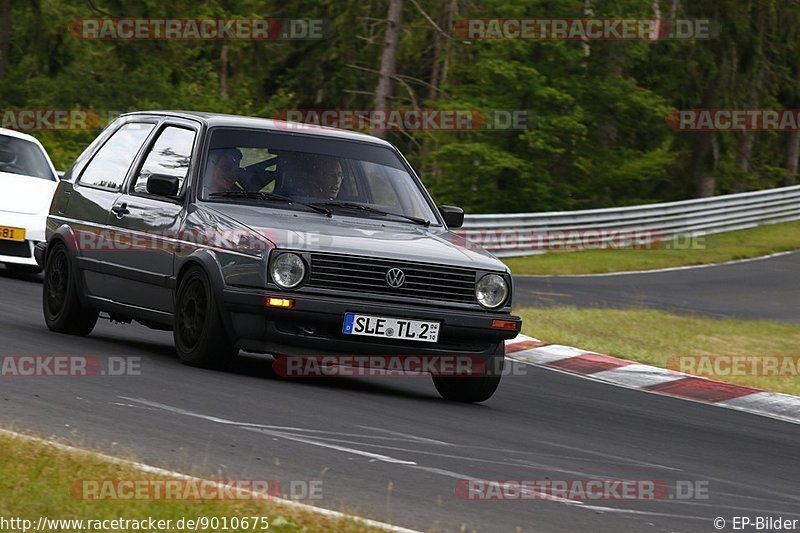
[385,267,406,288]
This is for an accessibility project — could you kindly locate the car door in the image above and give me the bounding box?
[101,121,199,314]
[65,121,157,299]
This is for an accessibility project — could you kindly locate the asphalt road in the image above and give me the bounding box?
[514,251,800,322]
[1,268,798,532]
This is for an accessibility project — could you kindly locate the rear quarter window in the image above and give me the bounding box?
[78,123,154,190]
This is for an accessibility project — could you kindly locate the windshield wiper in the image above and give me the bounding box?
[310,201,430,227]
[209,190,332,217]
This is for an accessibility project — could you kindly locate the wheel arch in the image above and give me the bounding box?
[45,225,92,308]
[45,224,80,264]
[174,249,237,340]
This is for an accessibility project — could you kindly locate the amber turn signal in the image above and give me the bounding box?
[491,319,518,331]
[266,297,294,308]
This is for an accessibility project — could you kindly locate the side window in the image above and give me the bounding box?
[78,123,155,190]
[133,126,196,194]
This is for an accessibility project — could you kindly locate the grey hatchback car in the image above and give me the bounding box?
[37,111,521,402]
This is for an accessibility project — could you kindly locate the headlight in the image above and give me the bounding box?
[475,274,508,309]
[270,253,306,289]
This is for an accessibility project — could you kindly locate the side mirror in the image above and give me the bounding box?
[438,205,464,228]
[146,173,180,197]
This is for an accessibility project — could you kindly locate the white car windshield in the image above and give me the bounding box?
[0,135,55,181]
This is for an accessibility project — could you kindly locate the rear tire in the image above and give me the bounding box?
[432,343,505,403]
[174,266,238,367]
[42,242,98,336]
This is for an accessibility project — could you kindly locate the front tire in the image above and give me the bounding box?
[42,242,98,336]
[174,266,238,367]
[432,343,505,403]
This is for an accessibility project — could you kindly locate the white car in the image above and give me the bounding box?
[0,127,59,274]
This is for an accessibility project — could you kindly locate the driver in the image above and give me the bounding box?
[295,156,343,200]
[204,147,244,195]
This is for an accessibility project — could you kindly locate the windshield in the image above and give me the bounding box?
[199,128,439,224]
[0,135,55,181]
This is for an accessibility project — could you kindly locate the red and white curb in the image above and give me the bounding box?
[505,334,800,425]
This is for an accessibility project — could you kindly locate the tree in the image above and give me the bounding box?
[373,0,404,139]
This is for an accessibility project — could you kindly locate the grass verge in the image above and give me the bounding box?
[0,431,390,533]
[503,221,800,275]
[516,307,800,396]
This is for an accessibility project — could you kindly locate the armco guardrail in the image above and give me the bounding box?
[458,185,800,257]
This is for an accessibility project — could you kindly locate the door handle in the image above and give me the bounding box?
[111,203,129,218]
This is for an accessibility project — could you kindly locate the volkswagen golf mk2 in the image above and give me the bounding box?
[37,111,521,402]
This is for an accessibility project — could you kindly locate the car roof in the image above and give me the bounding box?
[0,127,47,145]
[121,110,395,148]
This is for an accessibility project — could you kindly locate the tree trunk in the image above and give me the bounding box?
[784,63,800,186]
[785,131,800,186]
[651,0,660,41]
[220,44,229,99]
[691,132,716,197]
[581,0,593,61]
[595,42,622,148]
[0,0,11,78]
[731,2,768,191]
[734,133,754,188]
[373,0,404,138]
[689,25,731,198]
[428,0,457,101]
[428,2,444,101]
[438,0,456,93]
[670,0,680,21]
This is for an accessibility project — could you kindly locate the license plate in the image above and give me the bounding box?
[0,226,25,242]
[343,313,440,343]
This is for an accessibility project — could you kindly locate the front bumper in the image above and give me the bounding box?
[222,287,521,357]
[0,242,38,266]
[0,211,45,267]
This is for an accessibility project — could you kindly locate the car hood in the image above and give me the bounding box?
[203,203,506,272]
[0,172,58,215]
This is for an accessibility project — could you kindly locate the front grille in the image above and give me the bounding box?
[307,253,476,304]
[0,240,31,258]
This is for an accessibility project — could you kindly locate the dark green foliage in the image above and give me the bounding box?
[1,0,798,212]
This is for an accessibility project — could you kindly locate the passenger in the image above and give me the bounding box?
[204,147,244,195]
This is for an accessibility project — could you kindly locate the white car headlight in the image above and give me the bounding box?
[476,274,508,309]
[270,253,306,289]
